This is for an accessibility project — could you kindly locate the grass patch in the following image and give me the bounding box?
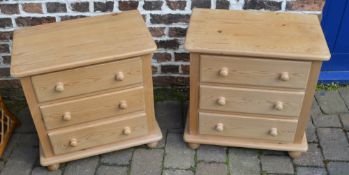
[316,82,348,91]
[154,87,188,102]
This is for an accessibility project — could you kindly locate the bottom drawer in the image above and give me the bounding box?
[198,112,297,143]
[48,112,148,154]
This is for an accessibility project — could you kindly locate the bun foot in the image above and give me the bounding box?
[188,143,200,149]
[147,141,159,148]
[288,151,303,158]
[47,164,60,171]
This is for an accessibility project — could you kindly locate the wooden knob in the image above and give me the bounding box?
[215,123,224,132]
[55,82,64,92]
[123,127,131,135]
[69,138,78,147]
[217,96,226,106]
[115,71,125,81]
[274,101,284,111]
[219,67,229,77]
[280,72,290,81]
[62,112,71,121]
[119,100,128,109]
[269,128,278,137]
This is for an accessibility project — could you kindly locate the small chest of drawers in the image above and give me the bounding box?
[10,11,162,170]
[184,9,330,157]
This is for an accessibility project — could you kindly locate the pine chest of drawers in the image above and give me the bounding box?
[10,11,162,170]
[184,9,330,157]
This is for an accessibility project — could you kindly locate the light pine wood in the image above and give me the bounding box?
[147,141,159,148]
[11,11,156,77]
[187,143,200,149]
[40,122,162,166]
[40,87,145,130]
[200,85,305,117]
[200,55,311,89]
[288,151,303,158]
[188,53,200,134]
[32,57,143,102]
[185,9,330,61]
[48,112,148,154]
[47,164,60,171]
[198,112,298,143]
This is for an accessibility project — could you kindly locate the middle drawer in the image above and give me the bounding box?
[40,86,145,130]
[200,85,305,117]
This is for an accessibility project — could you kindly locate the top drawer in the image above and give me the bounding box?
[32,57,143,102]
[200,55,311,89]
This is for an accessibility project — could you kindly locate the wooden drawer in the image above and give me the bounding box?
[200,85,304,117]
[32,57,143,102]
[200,55,311,89]
[198,112,298,143]
[40,87,145,130]
[48,112,148,154]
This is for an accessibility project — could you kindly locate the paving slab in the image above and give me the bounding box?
[95,165,128,175]
[312,114,341,128]
[130,149,164,175]
[195,162,228,175]
[317,128,349,161]
[338,87,349,108]
[315,90,348,114]
[164,133,195,169]
[63,156,99,175]
[293,143,324,167]
[100,148,133,165]
[228,148,260,175]
[306,119,318,142]
[311,98,323,115]
[197,145,226,163]
[163,169,194,175]
[296,167,326,175]
[31,167,62,175]
[0,147,38,175]
[327,162,349,175]
[339,113,349,130]
[260,155,294,174]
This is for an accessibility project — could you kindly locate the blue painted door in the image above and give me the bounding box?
[320,0,349,83]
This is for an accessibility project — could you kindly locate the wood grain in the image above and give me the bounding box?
[185,9,330,61]
[11,11,156,77]
[200,55,311,89]
[48,112,148,154]
[188,53,200,134]
[40,87,145,130]
[200,85,305,117]
[32,57,143,102]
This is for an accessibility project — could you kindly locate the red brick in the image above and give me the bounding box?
[156,39,180,49]
[61,15,87,21]
[166,1,187,10]
[161,65,179,73]
[192,0,211,9]
[22,3,43,14]
[286,0,324,11]
[174,52,190,62]
[46,2,67,13]
[0,18,12,28]
[0,67,10,78]
[2,56,11,64]
[151,14,190,24]
[169,27,187,37]
[243,0,282,11]
[94,1,114,12]
[181,65,189,74]
[152,66,158,74]
[153,52,172,63]
[216,0,230,9]
[0,44,10,53]
[119,1,139,11]
[143,1,163,10]
[153,76,189,86]
[71,2,90,12]
[0,31,13,41]
[0,4,19,14]
[16,17,56,27]
[149,27,166,37]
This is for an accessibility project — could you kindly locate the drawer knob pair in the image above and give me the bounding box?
[55,82,65,92]
[274,101,284,111]
[69,138,78,147]
[123,126,132,135]
[62,112,72,121]
[269,128,278,137]
[115,71,125,81]
[279,72,290,81]
[219,67,229,77]
[215,123,224,132]
[119,100,128,109]
[217,97,226,106]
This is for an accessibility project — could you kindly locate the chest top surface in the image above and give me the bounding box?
[185,9,330,61]
[11,10,156,78]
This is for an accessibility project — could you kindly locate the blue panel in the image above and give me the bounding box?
[322,54,349,71]
[319,71,349,84]
[334,3,349,53]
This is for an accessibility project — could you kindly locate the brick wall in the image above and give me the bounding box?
[0,0,324,100]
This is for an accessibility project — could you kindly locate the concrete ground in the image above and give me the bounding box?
[1,88,349,175]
